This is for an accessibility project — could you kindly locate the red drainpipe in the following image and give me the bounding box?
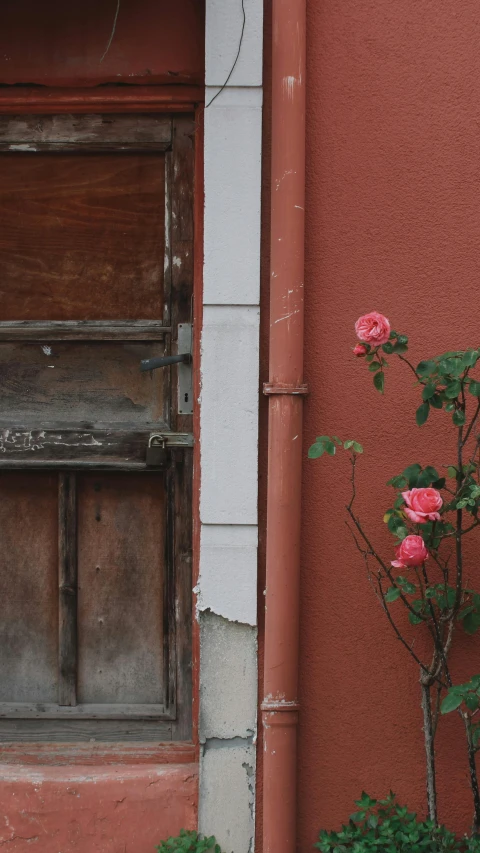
[262,0,307,852]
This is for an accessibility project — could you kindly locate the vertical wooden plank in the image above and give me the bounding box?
[169,116,195,737]
[58,472,77,706]
[171,116,195,435]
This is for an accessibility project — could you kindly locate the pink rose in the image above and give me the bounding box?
[391,535,429,568]
[353,344,368,357]
[355,311,391,346]
[402,488,443,523]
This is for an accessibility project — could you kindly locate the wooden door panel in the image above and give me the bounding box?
[77,473,165,705]
[0,152,166,320]
[0,114,193,741]
[0,340,167,427]
[0,472,58,702]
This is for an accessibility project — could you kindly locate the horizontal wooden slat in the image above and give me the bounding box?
[0,428,168,468]
[0,703,167,720]
[0,114,172,151]
[0,322,170,341]
[0,720,174,743]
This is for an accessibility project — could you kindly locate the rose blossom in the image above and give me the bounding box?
[354,311,391,346]
[353,344,368,357]
[391,535,429,568]
[402,487,443,523]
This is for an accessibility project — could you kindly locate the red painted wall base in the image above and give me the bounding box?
[0,763,198,852]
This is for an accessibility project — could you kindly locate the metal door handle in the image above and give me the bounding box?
[140,353,192,372]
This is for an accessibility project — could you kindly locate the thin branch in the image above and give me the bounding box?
[397,353,421,381]
[463,399,480,447]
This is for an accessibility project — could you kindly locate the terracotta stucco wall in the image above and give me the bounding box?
[294,0,480,848]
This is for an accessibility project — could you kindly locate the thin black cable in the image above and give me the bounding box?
[205,0,246,108]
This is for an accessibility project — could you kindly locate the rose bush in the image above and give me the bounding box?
[309,312,480,836]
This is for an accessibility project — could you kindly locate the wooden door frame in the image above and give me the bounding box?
[0,85,203,765]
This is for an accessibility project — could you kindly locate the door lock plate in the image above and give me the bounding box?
[177,323,193,415]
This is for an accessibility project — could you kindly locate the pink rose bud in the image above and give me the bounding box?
[391,535,429,569]
[355,311,391,346]
[353,344,368,357]
[402,488,443,524]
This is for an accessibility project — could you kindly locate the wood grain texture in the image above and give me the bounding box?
[0,703,166,719]
[0,321,169,341]
[0,472,58,703]
[58,473,77,706]
[0,153,166,320]
[77,473,166,705]
[0,429,166,468]
[0,114,172,149]
[0,341,166,427]
[0,720,173,742]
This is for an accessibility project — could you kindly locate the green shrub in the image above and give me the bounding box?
[315,793,480,853]
[156,830,222,853]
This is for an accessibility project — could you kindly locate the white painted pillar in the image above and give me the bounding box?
[198,1,263,851]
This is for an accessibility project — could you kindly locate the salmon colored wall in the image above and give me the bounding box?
[297,0,480,848]
[0,0,204,86]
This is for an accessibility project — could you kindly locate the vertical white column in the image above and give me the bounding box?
[199,0,263,851]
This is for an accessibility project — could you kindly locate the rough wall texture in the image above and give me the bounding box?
[297,0,480,848]
[0,764,197,852]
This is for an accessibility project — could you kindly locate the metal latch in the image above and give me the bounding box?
[140,323,193,417]
[145,432,194,467]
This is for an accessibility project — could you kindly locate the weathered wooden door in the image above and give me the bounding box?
[0,113,193,741]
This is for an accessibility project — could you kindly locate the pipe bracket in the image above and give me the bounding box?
[263,383,309,396]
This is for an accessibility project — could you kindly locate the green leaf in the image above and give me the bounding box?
[416,466,439,487]
[373,371,385,394]
[382,342,394,354]
[352,441,363,454]
[392,342,408,354]
[344,440,353,450]
[422,383,436,401]
[387,515,408,539]
[445,402,455,412]
[463,611,480,635]
[368,361,382,372]
[462,349,479,368]
[447,466,457,479]
[402,463,422,488]
[408,611,423,625]
[441,691,464,714]
[431,477,446,489]
[430,393,444,410]
[465,693,479,712]
[453,408,466,426]
[387,474,408,488]
[416,402,430,426]
[385,587,401,603]
[470,380,480,397]
[416,360,436,378]
[397,335,408,345]
[308,442,325,459]
[333,436,342,445]
[324,441,336,456]
[445,380,462,399]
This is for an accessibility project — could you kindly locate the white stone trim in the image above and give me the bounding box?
[199,1,263,851]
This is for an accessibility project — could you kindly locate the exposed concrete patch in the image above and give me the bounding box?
[199,613,257,853]
[199,744,256,853]
[199,613,257,742]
